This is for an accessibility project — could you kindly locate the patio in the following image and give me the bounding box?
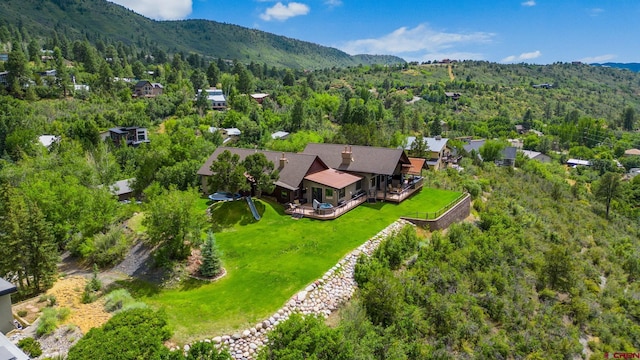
[284,194,368,220]
[376,176,424,203]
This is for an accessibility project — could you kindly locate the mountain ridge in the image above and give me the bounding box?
[0,0,405,69]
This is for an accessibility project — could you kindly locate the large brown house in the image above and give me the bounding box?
[133,80,163,98]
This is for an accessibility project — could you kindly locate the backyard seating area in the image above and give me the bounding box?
[285,195,368,220]
[377,176,424,203]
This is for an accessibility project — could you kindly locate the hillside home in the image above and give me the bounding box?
[38,135,60,149]
[198,147,330,204]
[520,150,551,163]
[624,148,640,157]
[403,136,450,170]
[444,92,461,100]
[250,93,270,104]
[0,279,16,335]
[271,131,289,140]
[0,71,8,86]
[198,144,425,219]
[133,80,163,98]
[567,158,591,167]
[108,179,135,201]
[303,143,422,202]
[208,127,241,144]
[198,88,227,110]
[108,127,149,147]
[462,139,517,167]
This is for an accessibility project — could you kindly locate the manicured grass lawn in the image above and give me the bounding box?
[131,188,461,344]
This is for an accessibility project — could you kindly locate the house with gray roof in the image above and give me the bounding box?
[403,136,450,170]
[462,139,517,167]
[134,80,163,98]
[520,150,551,163]
[303,143,421,202]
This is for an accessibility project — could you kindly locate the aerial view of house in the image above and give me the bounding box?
[133,80,163,98]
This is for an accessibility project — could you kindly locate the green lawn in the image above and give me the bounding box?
[130,188,461,344]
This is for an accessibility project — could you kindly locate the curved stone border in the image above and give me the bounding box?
[172,219,413,360]
[188,267,227,282]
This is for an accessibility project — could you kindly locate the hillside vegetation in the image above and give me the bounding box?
[0,0,404,69]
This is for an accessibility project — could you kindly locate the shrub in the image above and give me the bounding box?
[67,308,172,360]
[17,310,28,317]
[102,289,147,313]
[57,307,71,322]
[37,308,58,336]
[90,226,131,267]
[17,337,42,357]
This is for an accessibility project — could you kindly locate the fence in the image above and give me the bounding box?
[403,192,469,220]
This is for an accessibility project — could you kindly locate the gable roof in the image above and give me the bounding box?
[624,148,640,156]
[198,147,328,191]
[463,139,485,153]
[404,136,449,153]
[108,179,134,196]
[304,169,362,189]
[303,143,410,175]
[134,80,151,88]
[503,147,517,160]
[407,157,427,175]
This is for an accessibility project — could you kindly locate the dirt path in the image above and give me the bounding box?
[448,64,455,81]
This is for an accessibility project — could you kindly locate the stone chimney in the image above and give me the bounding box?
[279,152,288,168]
[341,146,353,166]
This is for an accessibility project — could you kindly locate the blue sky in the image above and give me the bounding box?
[107,0,640,64]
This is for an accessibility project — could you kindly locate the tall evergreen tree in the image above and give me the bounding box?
[199,232,222,278]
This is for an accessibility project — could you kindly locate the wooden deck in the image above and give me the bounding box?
[284,195,368,220]
[375,177,424,203]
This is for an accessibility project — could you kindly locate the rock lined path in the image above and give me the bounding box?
[173,219,413,360]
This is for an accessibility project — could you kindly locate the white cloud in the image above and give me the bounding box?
[339,24,494,57]
[260,2,310,21]
[325,0,342,7]
[579,54,616,63]
[588,8,604,16]
[501,50,541,63]
[107,0,192,20]
[521,1,536,7]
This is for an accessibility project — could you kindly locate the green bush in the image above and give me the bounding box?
[17,337,42,357]
[37,308,59,336]
[91,227,131,267]
[67,308,172,360]
[17,310,28,317]
[103,289,147,313]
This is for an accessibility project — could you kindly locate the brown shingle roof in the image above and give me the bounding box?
[303,143,410,175]
[198,147,328,191]
[304,169,362,189]
[407,157,426,175]
[624,148,640,156]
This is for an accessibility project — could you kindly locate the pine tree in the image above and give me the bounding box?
[199,232,222,278]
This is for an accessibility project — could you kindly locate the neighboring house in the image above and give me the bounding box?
[0,279,17,335]
[250,93,270,104]
[567,158,592,167]
[271,131,289,140]
[497,147,517,167]
[0,71,8,86]
[73,84,90,92]
[624,148,640,157]
[403,136,450,170]
[462,139,517,166]
[209,127,241,144]
[515,125,525,134]
[198,88,227,110]
[108,179,135,201]
[0,332,28,360]
[108,127,149,147]
[628,168,640,179]
[38,135,60,149]
[532,83,553,89]
[37,69,57,77]
[303,143,415,201]
[0,54,8,62]
[520,150,552,163]
[444,92,461,100]
[198,148,330,204]
[133,80,163,98]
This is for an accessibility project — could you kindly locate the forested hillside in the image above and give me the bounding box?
[0,0,404,69]
[0,30,639,359]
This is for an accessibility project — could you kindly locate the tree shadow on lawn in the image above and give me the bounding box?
[209,199,265,232]
[114,278,161,298]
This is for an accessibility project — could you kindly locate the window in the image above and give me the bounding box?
[325,188,333,198]
[281,190,288,199]
[338,188,345,199]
